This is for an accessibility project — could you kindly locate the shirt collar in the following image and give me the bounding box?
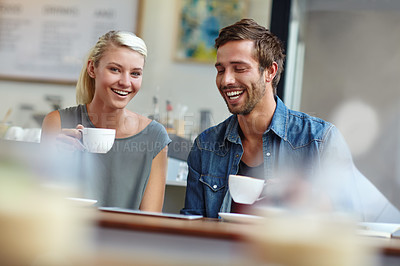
[224,96,289,144]
[268,96,289,141]
[225,115,241,144]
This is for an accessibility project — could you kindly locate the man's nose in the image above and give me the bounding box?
[221,70,235,87]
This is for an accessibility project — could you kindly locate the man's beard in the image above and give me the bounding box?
[223,77,266,115]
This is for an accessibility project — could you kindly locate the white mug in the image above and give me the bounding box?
[22,128,42,143]
[4,126,24,141]
[79,128,116,153]
[229,174,265,204]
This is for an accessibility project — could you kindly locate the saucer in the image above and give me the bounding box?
[218,212,263,224]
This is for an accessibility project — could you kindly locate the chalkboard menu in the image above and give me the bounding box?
[0,0,140,83]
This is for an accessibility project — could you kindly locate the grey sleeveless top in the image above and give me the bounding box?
[59,105,171,209]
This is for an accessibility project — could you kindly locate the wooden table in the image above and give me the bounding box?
[97,209,248,241]
[88,209,256,266]
[85,209,400,266]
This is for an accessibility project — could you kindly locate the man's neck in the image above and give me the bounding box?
[237,93,277,142]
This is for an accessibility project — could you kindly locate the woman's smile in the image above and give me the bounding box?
[111,88,131,96]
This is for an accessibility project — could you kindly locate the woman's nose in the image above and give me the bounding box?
[119,72,130,87]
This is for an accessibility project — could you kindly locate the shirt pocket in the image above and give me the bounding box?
[199,175,226,192]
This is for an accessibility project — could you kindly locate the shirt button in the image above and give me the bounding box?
[213,185,217,189]
[266,152,271,156]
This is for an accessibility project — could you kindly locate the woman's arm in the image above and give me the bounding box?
[139,145,168,212]
[40,110,62,144]
[41,111,84,151]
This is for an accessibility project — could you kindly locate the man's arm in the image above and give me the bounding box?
[180,139,206,216]
[319,126,400,222]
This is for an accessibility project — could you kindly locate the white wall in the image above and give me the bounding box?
[0,0,272,136]
[0,81,76,128]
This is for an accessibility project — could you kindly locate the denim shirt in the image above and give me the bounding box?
[181,97,400,222]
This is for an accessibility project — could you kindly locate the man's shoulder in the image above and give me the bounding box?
[194,115,234,148]
[285,108,335,142]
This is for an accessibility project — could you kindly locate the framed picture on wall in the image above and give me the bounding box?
[0,0,142,84]
[175,0,248,64]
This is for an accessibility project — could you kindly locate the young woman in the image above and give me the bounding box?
[41,31,170,212]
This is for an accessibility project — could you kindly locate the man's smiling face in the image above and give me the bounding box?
[215,40,266,115]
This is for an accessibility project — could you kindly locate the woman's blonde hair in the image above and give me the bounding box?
[76,31,147,104]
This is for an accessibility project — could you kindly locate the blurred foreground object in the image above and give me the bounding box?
[0,142,94,265]
[247,208,378,266]
[0,108,12,138]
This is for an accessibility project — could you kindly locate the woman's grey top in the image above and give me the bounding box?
[59,105,171,209]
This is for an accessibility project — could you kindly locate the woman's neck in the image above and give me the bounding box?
[86,102,126,129]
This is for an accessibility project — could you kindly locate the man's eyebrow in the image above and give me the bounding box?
[230,61,249,65]
[215,61,248,67]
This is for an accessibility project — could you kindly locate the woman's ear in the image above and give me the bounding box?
[264,62,278,83]
[87,60,96,78]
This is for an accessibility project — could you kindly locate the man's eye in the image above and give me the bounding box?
[235,68,246,72]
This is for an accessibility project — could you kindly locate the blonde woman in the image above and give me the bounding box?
[41,31,170,212]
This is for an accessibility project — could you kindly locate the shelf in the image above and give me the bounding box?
[166,180,187,187]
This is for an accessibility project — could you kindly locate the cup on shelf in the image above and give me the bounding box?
[4,126,24,141]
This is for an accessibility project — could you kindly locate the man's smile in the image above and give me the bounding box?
[226,90,244,100]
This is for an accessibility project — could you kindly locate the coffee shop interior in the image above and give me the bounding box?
[2,0,400,265]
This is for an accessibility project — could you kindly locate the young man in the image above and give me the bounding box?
[181,19,400,222]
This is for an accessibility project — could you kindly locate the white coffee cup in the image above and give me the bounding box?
[229,174,265,204]
[22,128,42,143]
[79,128,116,153]
[4,126,24,141]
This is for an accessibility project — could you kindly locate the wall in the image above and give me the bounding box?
[300,8,400,207]
[0,0,272,137]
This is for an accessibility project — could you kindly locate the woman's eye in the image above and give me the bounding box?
[110,67,119,72]
[131,72,141,77]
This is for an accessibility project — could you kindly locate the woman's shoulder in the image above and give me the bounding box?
[42,110,61,133]
[145,120,169,139]
[58,105,87,128]
[136,112,153,127]
[134,113,169,138]
[59,105,84,113]
[120,111,165,137]
[125,111,152,133]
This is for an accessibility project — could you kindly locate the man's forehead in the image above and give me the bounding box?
[216,40,257,65]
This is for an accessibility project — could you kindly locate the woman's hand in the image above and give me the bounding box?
[55,124,86,152]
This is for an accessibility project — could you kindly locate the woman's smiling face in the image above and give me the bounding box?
[88,45,145,110]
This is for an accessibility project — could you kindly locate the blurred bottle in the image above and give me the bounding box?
[166,100,173,129]
[149,96,160,122]
[199,109,212,133]
[17,103,35,128]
